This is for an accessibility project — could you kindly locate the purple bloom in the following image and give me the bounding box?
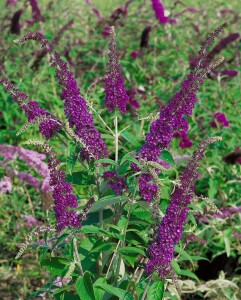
[211,112,229,127]
[140,26,152,48]
[146,137,220,278]
[105,27,128,114]
[29,0,45,22]
[103,171,126,195]
[39,143,81,231]
[131,50,140,60]
[0,78,62,139]
[10,10,23,35]
[139,174,158,203]
[0,144,52,193]
[212,69,238,77]
[102,26,111,37]
[92,8,102,21]
[207,33,240,61]
[0,176,12,194]
[151,0,176,24]
[23,215,42,228]
[135,24,226,202]
[14,32,108,160]
[6,0,16,5]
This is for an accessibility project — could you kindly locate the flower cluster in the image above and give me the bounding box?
[10,9,23,35]
[29,0,45,22]
[151,0,176,24]
[14,32,108,160]
[0,78,62,140]
[175,130,193,149]
[105,27,129,114]
[196,206,241,224]
[103,171,126,195]
[136,24,226,202]
[0,176,12,194]
[146,137,221,278]
[25,140,81,231]
[211,112,229,127]
[0,144,52,193]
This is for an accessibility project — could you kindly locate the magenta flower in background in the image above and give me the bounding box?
[23,215,42,228]
[211,112,229,127]
[0,144,52,193]
[151,0,176,24]
[6,0,16,6]
[140,26,152,48]
[105,27,128,114]
[29,0,45,22]
[10,10,23,35]
[131,50,140,59]
[92,8,102,21]
[212,69,238,77]
[102,26,111,37]
[0,176,12,194]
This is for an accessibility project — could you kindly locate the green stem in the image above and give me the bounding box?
[73,237,84,276]
[141,276,152,300]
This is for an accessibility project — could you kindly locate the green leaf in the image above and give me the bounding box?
[42,257,69,276]
[66,141,80,175]
[94,283,134,300]
[224,236,231,257]
[95,158,118,166]
[121,131,141,147]
[119,247,146,268]
[81,225,107,235]
[66,171,95,185]
[146,280,164,300]
[160,150,175,166]
[76,272,95,300]
[89,196,129,213]
[176,269,200,282]
[171,260,181,273]
[93,278,107,300]
[175,246,194,267]
[120,152,141,167]
[177,255,209,262]
[118,247,145,256]
[51,233,70,251]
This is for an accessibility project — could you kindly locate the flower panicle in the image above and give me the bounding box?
[104,26,128,114]
[24,140,81,231]
[146,137,221,278]
[14,32,108,160]
[136,24,226,203]
[15,224,53,259]
[0,77,62,139]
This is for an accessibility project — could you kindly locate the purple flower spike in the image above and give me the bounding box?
[103,171,126,195]
[134,23,227,202]
[0,78,62,140]
[10,10,23,35]
[6,0,16,6]
[105,27,129,114]
[29,0,45,22]
[0,176,12,194]
[151,0,176,24]
[146,137,221,278]
[14,32,108,160]
[211,112,229,127]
